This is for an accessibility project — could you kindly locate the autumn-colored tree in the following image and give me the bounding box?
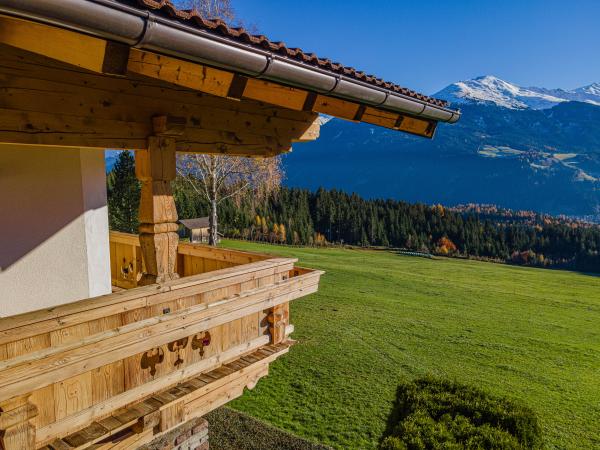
[314,232,327,247]
[279,223,287,244]
[261,216,269,239]
[437,236,457,255]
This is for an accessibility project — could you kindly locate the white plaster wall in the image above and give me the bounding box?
[0,145,111,316]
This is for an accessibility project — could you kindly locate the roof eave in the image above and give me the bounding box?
[0,0,460,124]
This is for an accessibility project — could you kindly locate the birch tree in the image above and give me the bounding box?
[177,155,282,245]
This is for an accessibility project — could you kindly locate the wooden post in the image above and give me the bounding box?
[135,116,185,285]
[0,395,38,450]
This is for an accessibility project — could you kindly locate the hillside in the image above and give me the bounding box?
[222,240,600,450]
[285,97,600,218]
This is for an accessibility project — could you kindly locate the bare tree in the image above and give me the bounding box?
[176,0,235,23]
[177,155,283,245]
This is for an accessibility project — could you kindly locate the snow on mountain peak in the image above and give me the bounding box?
[435,76,600,110]
[576,82,600,96]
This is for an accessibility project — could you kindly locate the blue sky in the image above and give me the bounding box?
[228,0,600,95]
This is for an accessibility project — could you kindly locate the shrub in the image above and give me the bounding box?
[380,376,543,450]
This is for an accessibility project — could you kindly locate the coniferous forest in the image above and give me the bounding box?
[108,152,600,273]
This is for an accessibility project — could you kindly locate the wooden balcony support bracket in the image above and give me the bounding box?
[268,303,290,344]
[135,116,183,285]
[0,394,38,450]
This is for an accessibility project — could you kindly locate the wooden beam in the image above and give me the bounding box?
[362,107,436,138]
[127,49,234,98]
[313,95,361,121]
[361,106,398,129]
[126,48,438,136]
[0,45,317,126]
[127,47,437,137]
[0,15,128,75]
[128,49,310,111]
[0,107,292,156]
[395,115,437,138]
[291,118,320,142]
[242,79,309,111]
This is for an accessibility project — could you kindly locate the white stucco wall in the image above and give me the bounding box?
[0,145,111,317]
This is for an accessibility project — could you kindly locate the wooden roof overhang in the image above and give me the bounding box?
[0,5,460,156]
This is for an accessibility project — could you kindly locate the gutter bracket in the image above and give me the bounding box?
[133,11,155,48]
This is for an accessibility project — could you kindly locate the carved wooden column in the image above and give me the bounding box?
[0,395,38,450]
[135,116,184,285]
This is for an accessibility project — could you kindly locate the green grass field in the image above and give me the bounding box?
[221,240,600,450]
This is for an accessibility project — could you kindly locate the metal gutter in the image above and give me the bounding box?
[0,0,461,124]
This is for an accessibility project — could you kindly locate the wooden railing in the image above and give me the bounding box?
[109,231,269,289]
[0,233,322,449]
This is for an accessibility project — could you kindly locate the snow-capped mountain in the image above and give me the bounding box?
[435,75,600,110]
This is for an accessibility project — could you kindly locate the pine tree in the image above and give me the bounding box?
[107,151,140,233]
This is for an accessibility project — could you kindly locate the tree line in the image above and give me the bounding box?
[108,151,600,273]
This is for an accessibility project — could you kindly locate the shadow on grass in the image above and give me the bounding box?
[207,407,332,450]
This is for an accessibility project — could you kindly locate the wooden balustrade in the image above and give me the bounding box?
[0,233,322,449]
[109,231,268,289]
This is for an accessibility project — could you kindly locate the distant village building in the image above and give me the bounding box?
[180,217,218,243]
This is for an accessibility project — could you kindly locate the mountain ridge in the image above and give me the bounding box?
[435,75,600,110]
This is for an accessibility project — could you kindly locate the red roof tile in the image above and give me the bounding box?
[119,0,449,108]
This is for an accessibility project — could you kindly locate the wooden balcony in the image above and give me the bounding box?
[0,232,322,449]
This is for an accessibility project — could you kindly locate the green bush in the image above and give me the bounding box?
[380,376,543,450]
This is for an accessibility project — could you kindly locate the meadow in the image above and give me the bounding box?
[222,240,600,450]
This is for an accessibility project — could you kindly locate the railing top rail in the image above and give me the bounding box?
[0,257,297,341]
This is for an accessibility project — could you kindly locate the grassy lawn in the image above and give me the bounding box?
[221,240,600,450]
